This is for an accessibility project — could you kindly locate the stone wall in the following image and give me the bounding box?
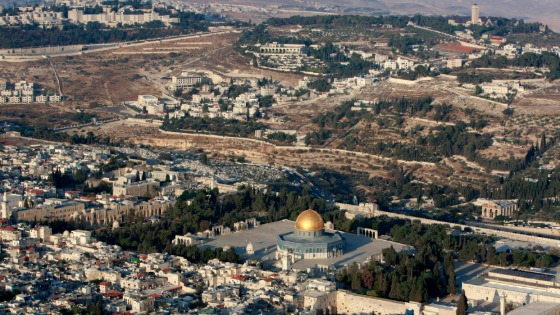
[303,291,337,313]
[0,45,85,56]
[15,202,85,222]
[15,200,171,228]
[335,290,422,315]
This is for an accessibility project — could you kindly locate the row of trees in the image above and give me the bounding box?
[469,52,560,81]
[457,72,493,84]
[267,132,296,143]
[0,10,212,48]
[32,126,117,146]
[268,15,412,29]
[161,115,267,138]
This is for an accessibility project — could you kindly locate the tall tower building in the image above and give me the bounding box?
[471,4,480,25]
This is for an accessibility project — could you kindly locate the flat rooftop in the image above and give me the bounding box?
[466,278,560,299]
[202,220,409,270]
[507,301,560,315]
[490,268,556,282]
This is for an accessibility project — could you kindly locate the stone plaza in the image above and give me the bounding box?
[201,215,409,271]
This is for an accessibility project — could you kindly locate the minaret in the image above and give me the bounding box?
[472,4,480,25]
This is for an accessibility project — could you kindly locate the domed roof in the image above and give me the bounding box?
[295,209,324,231]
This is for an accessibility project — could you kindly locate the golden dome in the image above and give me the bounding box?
[295,209,324,231]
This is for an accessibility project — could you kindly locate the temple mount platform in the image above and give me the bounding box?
[201,214,410,271]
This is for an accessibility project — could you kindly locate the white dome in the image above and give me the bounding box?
[246,243,254,254]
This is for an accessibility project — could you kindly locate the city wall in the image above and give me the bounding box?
[335,290,421,315]
[15,200,171,227]
[462,281,560,305]
[371,208,560,247]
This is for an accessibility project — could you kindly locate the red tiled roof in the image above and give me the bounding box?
[162,268,172,273]
[104,290,123,298]
[231,274,248,281]
[150,293,162,298]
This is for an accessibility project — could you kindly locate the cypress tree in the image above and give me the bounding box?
[448,268,456,295]
[456,290,468,315]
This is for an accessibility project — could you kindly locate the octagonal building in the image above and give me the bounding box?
[276,209,345,260]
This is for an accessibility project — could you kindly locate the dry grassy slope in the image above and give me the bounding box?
[0,32,305,127]
[86,119,495,194]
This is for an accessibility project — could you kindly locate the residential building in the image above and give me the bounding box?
[67,9,180,27]
[447,58,463,68]
[170,73,203,90]
[112,181,160,197]
[259,42,307,55]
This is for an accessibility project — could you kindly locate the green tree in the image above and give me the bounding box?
[474,85,483,95]
[456,290,468,315]
[486,246,496,264]
[351,272,363,292]
[447,268,456,295]
[200,153,208,165]
[541,254,553,268]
